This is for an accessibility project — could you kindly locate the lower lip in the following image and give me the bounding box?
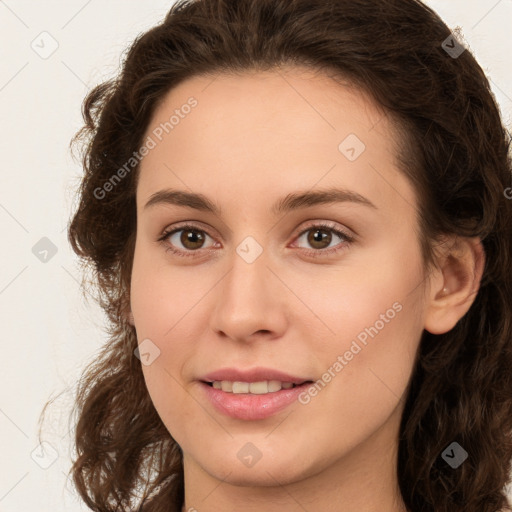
[200,382,312,421]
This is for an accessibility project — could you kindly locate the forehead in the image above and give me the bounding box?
[146,66,390,145]
[136,66,416,220]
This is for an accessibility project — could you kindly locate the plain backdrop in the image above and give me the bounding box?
[0,1,511,510]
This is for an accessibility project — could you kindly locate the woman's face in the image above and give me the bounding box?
[130,67,430,488]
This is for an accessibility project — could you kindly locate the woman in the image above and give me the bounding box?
[61,0,512,510]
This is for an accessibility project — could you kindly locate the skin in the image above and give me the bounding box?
[128,66,484,512]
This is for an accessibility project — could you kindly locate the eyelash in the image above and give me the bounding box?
[157,221,355,259]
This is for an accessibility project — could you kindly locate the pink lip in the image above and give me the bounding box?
[199,367,314,421]
[201,367,310,385]
[200,381,312,420]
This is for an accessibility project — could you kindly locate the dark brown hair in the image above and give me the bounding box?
[47,0,512,510]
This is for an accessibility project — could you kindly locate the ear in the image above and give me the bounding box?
[424,235,485,335]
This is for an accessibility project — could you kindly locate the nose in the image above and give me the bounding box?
[209,246,288,343]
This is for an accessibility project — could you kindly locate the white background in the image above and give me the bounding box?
[0,1,511,510]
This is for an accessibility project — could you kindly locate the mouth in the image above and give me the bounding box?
[199,380,313,421]
[202,379,313,394]
[198,367,316,420]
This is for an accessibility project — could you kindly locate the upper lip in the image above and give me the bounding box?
[201,367,313,385]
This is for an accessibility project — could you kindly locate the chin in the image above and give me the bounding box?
[198,447,316,488]
[212,466,306,488]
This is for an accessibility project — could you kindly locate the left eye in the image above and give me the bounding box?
[294,225,351,252]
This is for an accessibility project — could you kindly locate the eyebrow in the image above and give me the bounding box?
[143,187,377,216]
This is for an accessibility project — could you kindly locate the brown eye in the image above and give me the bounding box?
[295,223,352,255]
[306,228,333,250]
[179,229,206,250]
[160,225,215,254]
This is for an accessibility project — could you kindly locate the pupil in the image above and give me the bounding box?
[182,230,204,249]
[309,229,331,249]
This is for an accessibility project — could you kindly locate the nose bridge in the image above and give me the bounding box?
[225,235,272,311]
[211,235,284,339]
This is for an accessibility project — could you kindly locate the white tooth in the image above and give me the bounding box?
[215,380,293,393]
[249,381,269,394]
[221,381,233,392]
[232,381,250,393]
[267,380,282,392]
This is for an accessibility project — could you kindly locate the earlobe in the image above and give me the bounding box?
[424,236,485,335]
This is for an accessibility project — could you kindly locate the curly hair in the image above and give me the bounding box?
[46,0,512,510]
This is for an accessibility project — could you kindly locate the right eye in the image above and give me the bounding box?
[158,224,217,257]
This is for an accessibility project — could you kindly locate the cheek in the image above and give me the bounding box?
[295,237,425,351]
[291,271,424,464]
[325,245,425,397]
[130,247,214,424]
[140,362,208,453]
[293,242,426,427]
[130,244,209,337]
